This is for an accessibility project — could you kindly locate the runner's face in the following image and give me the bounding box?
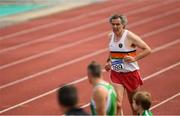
[110,18,123,33]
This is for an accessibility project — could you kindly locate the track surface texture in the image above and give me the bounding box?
[0,0,180,115]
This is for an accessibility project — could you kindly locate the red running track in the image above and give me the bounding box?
[0,0,180,115]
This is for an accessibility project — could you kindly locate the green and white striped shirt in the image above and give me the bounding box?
[142,110,153,116]
[90,81,117,115]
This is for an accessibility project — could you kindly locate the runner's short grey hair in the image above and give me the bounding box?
[109,14,128,28]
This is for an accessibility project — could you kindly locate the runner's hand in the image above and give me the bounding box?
[105,62,111,72]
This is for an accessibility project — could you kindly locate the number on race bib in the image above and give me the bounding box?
[112,63,124,72]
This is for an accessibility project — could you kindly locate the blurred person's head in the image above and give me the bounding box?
[57,85,78,113]
[132,91,152,114]
[87,61,102,84]
[109,14,128,34]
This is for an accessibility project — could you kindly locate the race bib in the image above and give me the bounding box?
[111,59,124,72]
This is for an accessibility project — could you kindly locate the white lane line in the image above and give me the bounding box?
[0,36,179,90]
[142,22,180,38]
[152,39,180,53]
[0,48,107,89]
[0,14,179,71]
[0,2,177,54]
[0,76,88,114]
[0,1,139,40]
[0,62,179,114]
[0,32,108,69]
[0,37,179,91]
[144,61,180,81]
[81,63,180,109]
[81,103,90,108]
[150,92,180,110]
[81,92,180,111]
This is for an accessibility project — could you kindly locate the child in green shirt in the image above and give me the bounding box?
[132,91,153,116]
